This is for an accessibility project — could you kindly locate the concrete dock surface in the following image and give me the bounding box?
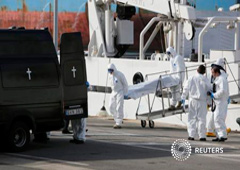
[0,117,240,170]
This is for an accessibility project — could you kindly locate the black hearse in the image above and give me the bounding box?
[0,29,88,151]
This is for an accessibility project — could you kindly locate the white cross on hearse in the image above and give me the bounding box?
[71,66,77,78]
[26,68,32,80]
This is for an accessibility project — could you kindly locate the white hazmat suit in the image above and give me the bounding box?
[108,64,128,126]
[71,118,86,142]
[167,47,186,107]
[212,73,229,139]
[182,72,211,138]
[207,58,228,134]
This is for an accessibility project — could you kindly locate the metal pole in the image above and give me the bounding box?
[105,3,114,54]
[235,22,239,51]
[136,97,142,117]
[185,67,188,80]
[139,17,161,60]
[166,71,170,106]
[173,22,178,53]
[147,94,151,121]
[146,75,151,121]
[54,0,58,52]
[198,17,215,62]
[160,76,165,117]
[177,22,183,56]
[198,17,240,62]
[143,22,161,54]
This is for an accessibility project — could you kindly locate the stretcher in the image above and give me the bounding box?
[126,73,186,128]
[127,75,180,100]
[137,105,188,128]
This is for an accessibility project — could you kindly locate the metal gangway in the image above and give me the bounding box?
[135,59,240,128]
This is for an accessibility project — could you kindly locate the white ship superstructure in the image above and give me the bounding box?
[83,0,240,130]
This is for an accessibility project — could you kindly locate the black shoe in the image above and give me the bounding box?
[176,101,182,109]
[168,105,176,111]
[212,138,219,141]
[188,137,194,140]
[200,138,206,141]
[113,124,122,129]
[218,137,227,142]
[69,139,85,144]
[62,130,72,134]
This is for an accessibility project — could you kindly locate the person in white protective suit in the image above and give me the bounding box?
[150,50,162,61]
[209,66,229,142]
[70,118,86,144]
[108,63,128,129]
[70,81,89,144]
[181,65,211,141]
[206,58,230,137]
[166,47,186,110]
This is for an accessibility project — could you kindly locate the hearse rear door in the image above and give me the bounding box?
[60,32,88,120]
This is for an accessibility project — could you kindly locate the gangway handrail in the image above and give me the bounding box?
[144,61,214,78]
[185,60,240,74]
[228,79,240,84]
[186,60,240,72]
[145,59,240,80]
[224,58,240,92]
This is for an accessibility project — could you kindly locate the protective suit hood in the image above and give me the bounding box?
[215,58,225,68]
[108,63,118,75]
[166,47,177,58]
[108,63,117,71]
[211,58,226,72]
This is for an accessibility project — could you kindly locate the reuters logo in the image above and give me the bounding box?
[171,139,192,161]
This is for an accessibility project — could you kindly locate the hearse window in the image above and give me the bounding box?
[63,60,85,86]
[1,60,59,88]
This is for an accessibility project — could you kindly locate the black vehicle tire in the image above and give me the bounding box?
[149,120,155,128]
[8,122,30,152]
[141,120,146,128]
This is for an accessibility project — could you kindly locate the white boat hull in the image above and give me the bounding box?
[86,57,240,131]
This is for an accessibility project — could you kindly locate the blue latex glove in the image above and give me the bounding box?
[210,92,214,99]
[228,97,231,104]
[124,95,129,100]
[86,81,90,88]
[181,99,185,105]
